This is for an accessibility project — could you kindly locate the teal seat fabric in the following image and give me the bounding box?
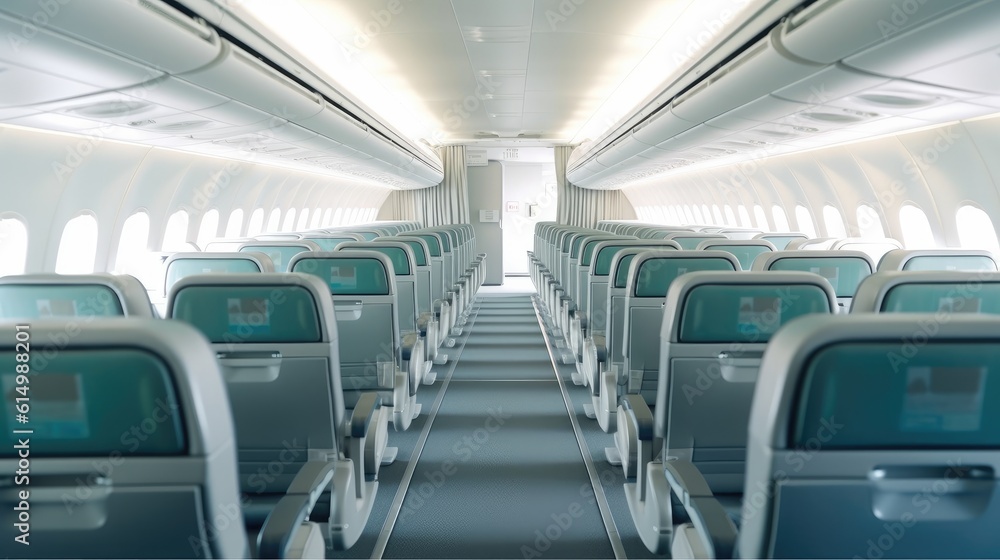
[306,237,358,251]
[0,319,249,558]
[881,282,1000,314]
[365,246,410,275]
[291,257,391,296]
[764,256,871,297]
[614,254,639,288]
[171,284,322,343]
[0,284,123,318]
[797,342,1000,449]
[0,349,184,456]
[679,284,833,342]
[754,234,806,250]
[634,257,736,297]
[903,254,997,272]
[164,257,263,293]
[703,244,773,270]
[239,245,312,272]
[733,315,1000,558]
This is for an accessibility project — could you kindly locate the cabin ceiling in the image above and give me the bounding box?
[228,0,767,146]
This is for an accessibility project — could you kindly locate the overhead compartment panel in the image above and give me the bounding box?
[781,0,975,64]
[0,0,221,74]
[842,0,1000,90]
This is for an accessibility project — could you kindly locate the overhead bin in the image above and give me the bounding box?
[780,0,976,64]
[567,0,1000,190]
[0,12,166,107]
[178,42,324,122]
[842,0,1000,94]
[0,0,221,75]
[670,27,824,125]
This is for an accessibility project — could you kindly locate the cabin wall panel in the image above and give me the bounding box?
[624,114,1000,247]
[1,125,391,274]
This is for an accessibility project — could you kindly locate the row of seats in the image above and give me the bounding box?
[529,220,1000,558]
[0,220,487,557]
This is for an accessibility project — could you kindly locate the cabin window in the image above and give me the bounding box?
[956,205,999,251]
[772,205,790,232]
[712,205,724,225]
[333,208,344,226]
[266,208,281,233]
[683,206,695,224]
[823,205,847,238]
[0,217,29,277]
[282,208,297,232]
[753,205,769,231]
[738,205,752,228]
[899,204,936,249]
[246,208,265,237]
[856,204,885,238]
[297,208,310,230]
[724,206,736,226]
[225,209,244,238]
[55,214,99,274]
[691,205,705,224]
[197,209,220,249]
[162,210,190,252]
[794,205,817,237]
[701,204,711,224]
[115,212,149,274]
[310,208,323,229]
[322,208,332,227]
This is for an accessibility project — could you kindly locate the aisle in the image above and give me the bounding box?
[380,294,616,558]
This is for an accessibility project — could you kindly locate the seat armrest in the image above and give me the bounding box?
[664,459,738,559]
[401,332,419,361]
[350,392,382,438]
[620,394,654,441]
[257,461,336,558]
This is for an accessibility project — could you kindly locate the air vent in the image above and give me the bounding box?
[801,111,872,123]
[153,120,213,132]
[475,132,500,139]
[853,92,941,108]
[69,100,153,118]
[516,132,542,139]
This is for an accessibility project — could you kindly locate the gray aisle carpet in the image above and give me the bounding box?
[379,295,615,559]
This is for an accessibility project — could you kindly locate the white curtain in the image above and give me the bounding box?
[379,145,470,226]
[555,145,635,227]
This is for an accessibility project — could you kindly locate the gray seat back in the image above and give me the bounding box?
[851,271,1000,314]
[167,273,343,495]
[0,319,247,558]
[753,250,875,312]
[740,314,1000,558]
[387,236,434,318]
[752,232,807,250]
[288,251,401,407]
[575,235,630,312]
[587,240,680,332]
[163,251,275,295]
[337,241,419,333]
[664,232,728,249]
[877,249,999,272]
[696,239,776,270]
[622,251,741,403]
[658,271,836,494]
[238,240,320,272]
[301,233,365,250]
[0,273,155,318]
